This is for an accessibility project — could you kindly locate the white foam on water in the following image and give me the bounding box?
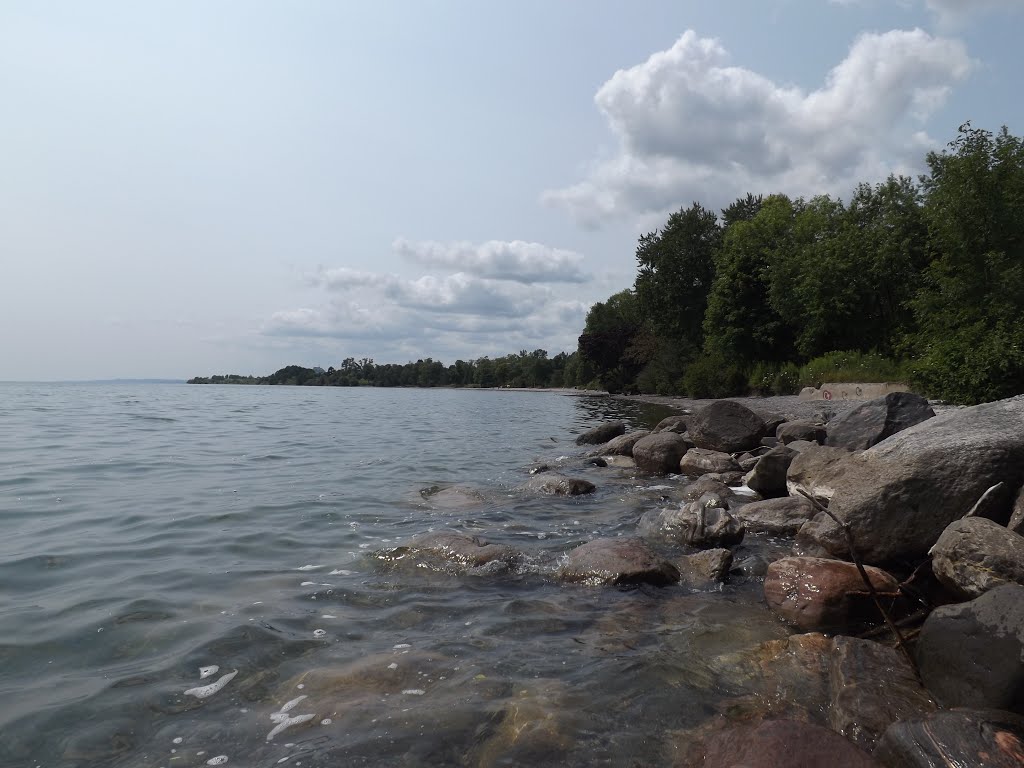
[732,485,759,497]
[320,718,332,725]
[328,569,353,576]
[206,756,228,766]
[387,663,398,670]
[296,564,322,571]
[279,695,307,713]
[300,581,316,586]
[199,665,219,679]
[267,712,316,741]
[401,689,425,696]
[185,669,238,699]
[172,737,183,744]
[393,643,411,650]
[320,614,337,619]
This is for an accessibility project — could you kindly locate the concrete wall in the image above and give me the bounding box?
[798,382,911,401]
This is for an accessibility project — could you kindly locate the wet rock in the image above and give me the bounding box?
[638,497,744,548]
[707,470,746,486]
[574,420,625,446]
[652,414,690,434]
[632,432,692,474]
[592,429,650,457]
[731,495,817,536]
[778,419,827,445]
[599,455,635,469]
[678,447,740,476]
[688,400,768,453]
[528,463,550,475]
[763,556,899,633]
[1009,485,1024,535]
[700,719,881,768]
[875,708,1024,768]
[786,444,858,504]
[681,475,734,501]
[677,548,732,588]
[588,457,607,467]
[916,584,1024,713]
[557,537,680,586]
[376,531,520,573]
[521,474,596,497]
[930,516,1024,599]
[746,445,798,498]
[828,637,935,751]
[797,397,1024,564]
[825,392,935,451]
[474,681,579,768]
[420,485,488,509]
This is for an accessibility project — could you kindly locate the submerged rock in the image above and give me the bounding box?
[763,556,899,633]
[638,496,745,548]
[825,392,934,451]
[375,531,520,573]
[632,432,692,474]
[521,474,596,497]
[419,485,488,509]
[474,681,580,768]
[875,708,1024,768]
[916,584,1024,714]
[574,420,626,446]
[699,719,881,768]
[688,400,767,453]
[557,537,679,586]
[930,516,1024,599]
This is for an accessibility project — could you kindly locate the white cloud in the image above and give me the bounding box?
[543,29,974,224]
[393,238,587,284]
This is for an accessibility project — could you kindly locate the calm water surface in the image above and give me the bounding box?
[0,383,790,767]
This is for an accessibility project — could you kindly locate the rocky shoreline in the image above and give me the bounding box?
[377,392,1024,766]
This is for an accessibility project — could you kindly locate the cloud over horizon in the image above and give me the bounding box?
[544,28,974,224]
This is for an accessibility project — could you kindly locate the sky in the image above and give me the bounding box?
[2,0,1022,380]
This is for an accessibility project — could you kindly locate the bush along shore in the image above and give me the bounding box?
[376,392,1024,766]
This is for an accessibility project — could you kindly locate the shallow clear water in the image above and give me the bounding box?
[0,383,790,767]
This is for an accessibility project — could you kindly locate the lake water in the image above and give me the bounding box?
[0,383,793,767]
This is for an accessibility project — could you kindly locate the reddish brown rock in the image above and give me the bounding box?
[764,556,899,632]
[700,719,881,768]
[557,538,679,586]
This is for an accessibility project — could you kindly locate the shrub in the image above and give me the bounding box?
[797,351,909,390]
[910,322,1024,404]
[683,355,748,399]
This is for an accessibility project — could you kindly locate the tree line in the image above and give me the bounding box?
[576,123,1024,404]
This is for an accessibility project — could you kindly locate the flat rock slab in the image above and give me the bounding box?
[829,636,935,752]
[731,495,817,536]
[916,584,1024,713]
[930,516,1024,599]
[557,537,680,586]
[764,556,899,633]
[688,400,767,453]
[875,708,1024,768]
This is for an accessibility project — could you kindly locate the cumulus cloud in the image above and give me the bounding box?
[264,241,593,360]
[543,29,974,224]
[393,238,587,284]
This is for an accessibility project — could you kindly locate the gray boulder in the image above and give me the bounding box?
[676,548,733,588]
[930,516,1024,599]
[377,531,520,573]
[652,414,689,434]
[828,637,935,752]
[825,392,935,451]
[746,445,798,498]
[593,429,650,457]
[638,495,744,548]
[575,420,626,446]
[632,432,692,474]
[681,475,734,501]
[558,538,679,586]
[521,474,596,497]
[1009,484,1024,535]
[795,396,1024,564]
[777,419,827,445]
[916,584,1024,713]
[678,447,739,476]
[875,708,1024,768]
[731,495,817,536]
[786,444,857,504]
[688,400,767,453]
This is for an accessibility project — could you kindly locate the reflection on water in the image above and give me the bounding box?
[0,384,789,767]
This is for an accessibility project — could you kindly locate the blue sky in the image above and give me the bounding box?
[2,0,1022,379]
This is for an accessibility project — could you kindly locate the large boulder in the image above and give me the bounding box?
[678,447,740,476]
[688,400,767,453]
[631,432,692,474]
[699,720,881,768]
[1009,485,1024,535]
[828,636,935,752]
[557,538,679,586]
[795,397,1024,564]
[521,474,596,497]
[638,496,745,548]
[825,392,935,451]
[777,419,827,445]
[930,516,1024,599]
[731,495,818,536]
[786,445,858,504]
[676,548,733,588]
[746,445,798,498]
[875,708,1024,768]
[574,420,625,446]
[593,430,649,457]
[681,475,734,501]
[916,584,1024,713]
[652,414,689,434]
[763,556,899,633]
